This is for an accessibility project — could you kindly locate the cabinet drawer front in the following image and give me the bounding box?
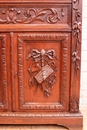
[12,32,71,112]
[0,4,71,28]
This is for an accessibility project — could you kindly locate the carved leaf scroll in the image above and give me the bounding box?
[26,49,59,97]
[0,7,67,24]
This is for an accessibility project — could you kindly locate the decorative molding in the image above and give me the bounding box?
[61,35,68,107]
[10,32,15,111]
[18,33,69,110]
[0,112,83,117]
[26,49,59,97]
[18,36,24,107]
[0,7,67,24]
[70,95,79,113]
[18,34,68,41]
[0,35,8,109]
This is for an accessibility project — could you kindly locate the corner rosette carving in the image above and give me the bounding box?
[26,49,59,97]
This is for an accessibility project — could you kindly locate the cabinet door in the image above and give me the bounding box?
[13,32,71,112]
[0,34,11,111]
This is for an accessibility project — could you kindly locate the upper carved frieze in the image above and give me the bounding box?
[0,7,67,24]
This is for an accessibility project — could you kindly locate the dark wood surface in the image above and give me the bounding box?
[0,0,83,130]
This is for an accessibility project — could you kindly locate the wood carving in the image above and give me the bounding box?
[70,95,79,113]
[0,7,67,24]
[26,49,59,97]
[72,0,81,73]
[73,0,80,10]
[72,51,80,71]
[18,33,68,110]
[0,35,8,109]
[10,32,16,111]
[0,112,83,118]
[70,0,82,114]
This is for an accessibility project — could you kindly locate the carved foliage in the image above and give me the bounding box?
[18,34,68,110]
[70,95,79,113]
[70,0,82,113]
[0,7,67,24]
[72,0,81,73]
[0,35,8,109]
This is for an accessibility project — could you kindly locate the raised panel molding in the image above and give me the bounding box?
[0,35,8,109]
[17,33,69,110]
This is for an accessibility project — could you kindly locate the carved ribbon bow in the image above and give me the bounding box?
[26,49,57,62]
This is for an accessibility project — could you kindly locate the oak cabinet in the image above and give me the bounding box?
[0,0,83,130]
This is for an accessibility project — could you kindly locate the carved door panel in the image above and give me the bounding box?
[0,34,11,111]
[13,32,71,112]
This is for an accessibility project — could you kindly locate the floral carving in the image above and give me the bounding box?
[0,7,66,24]
[26,49,59,97]
[1,8,21,23]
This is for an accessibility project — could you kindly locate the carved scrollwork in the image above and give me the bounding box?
[0,7,67,24]
[26,49,59,97]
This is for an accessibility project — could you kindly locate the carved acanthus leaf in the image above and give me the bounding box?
[0,7,67,24]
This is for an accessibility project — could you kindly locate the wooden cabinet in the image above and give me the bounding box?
[0,0,83,130]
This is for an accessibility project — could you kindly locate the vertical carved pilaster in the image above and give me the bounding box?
[70,0,82,113]
[0,35,8,109]
[10,32,15,111]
